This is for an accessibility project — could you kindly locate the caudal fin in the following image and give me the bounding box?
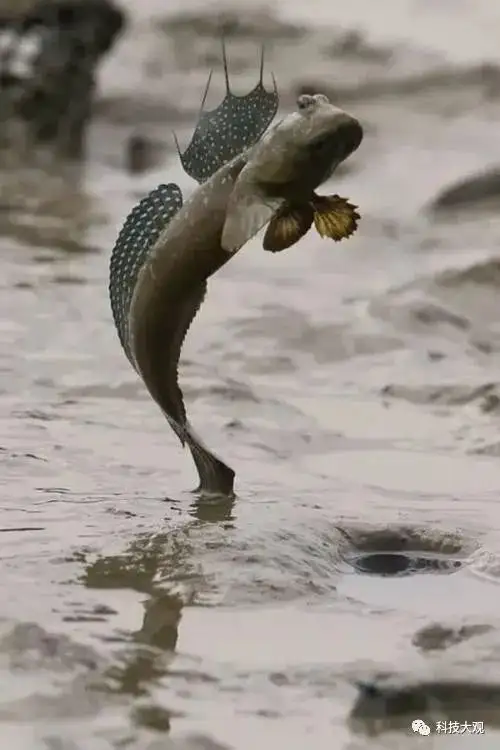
[184,422,235,497]
[164,412,235,497]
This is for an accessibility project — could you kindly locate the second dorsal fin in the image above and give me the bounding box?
[109,182,183,362]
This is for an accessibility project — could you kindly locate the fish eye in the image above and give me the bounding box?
[297,94,314,111]
[297,93,331,112]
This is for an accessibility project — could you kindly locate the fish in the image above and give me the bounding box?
[109,44,363,499]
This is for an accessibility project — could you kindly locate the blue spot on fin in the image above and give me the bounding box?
[109,182,183,362]
[178,44,279,184]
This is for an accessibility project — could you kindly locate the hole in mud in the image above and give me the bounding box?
[335,524,475,579]
[349,551,463,577]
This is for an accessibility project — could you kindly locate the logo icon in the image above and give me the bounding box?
[412,719,431,736]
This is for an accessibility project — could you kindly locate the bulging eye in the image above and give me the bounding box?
[297,94,314,111]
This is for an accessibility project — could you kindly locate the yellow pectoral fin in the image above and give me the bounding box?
[312,194,360,242]
[263,203,314,253]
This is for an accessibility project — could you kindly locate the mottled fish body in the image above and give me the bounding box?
[109,46,363,498]
[128,156,247,375]
[127,157,248,496]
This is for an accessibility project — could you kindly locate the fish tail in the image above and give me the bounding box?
[186,424,235,498]
[169,416,235,497]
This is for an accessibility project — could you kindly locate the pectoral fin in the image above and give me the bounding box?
[312,194,360,242]
[262,202,314,253]
[221,181,280,254]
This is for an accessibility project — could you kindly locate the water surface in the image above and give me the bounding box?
[2,0,500,747]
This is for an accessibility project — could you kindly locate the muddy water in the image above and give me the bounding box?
[3,1,500,748]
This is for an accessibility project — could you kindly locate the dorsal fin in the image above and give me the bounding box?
[175,41,279,184]
[109,182,183,362]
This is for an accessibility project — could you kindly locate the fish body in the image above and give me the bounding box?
[109,49,363,498]
[127,156,248,496]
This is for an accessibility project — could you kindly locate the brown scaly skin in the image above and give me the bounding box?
[109,47,363,499]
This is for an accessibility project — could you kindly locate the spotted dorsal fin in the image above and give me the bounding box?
[109,182,183,363]
[175,41,279,184]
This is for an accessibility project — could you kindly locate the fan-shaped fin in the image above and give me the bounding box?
[177,41,279,184]
[109,182,183,362]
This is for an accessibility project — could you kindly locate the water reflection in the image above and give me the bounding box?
[137,592,183,651]
[83,495,235,592]
[189,494,236,524]
[81,494,235,735]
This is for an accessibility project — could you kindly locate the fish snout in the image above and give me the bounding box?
[333,114,363,160]
[306,112,363,179]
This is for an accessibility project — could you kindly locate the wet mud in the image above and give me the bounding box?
[3,1,500,748]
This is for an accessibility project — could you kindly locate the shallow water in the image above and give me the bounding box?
[3,1,500,748]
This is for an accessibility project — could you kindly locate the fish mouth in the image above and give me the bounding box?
[335,116,363,160]
[309,115,363,164]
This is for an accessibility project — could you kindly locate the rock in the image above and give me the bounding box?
[429,167,500,212]
[0,0,126,158]
[350,673,500,730]
[412,622,493,652]
[0,0,33,16]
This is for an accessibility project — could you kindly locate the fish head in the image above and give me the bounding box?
[253,93,363,193]
[294,93,363,184]
[221,93,363,253]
